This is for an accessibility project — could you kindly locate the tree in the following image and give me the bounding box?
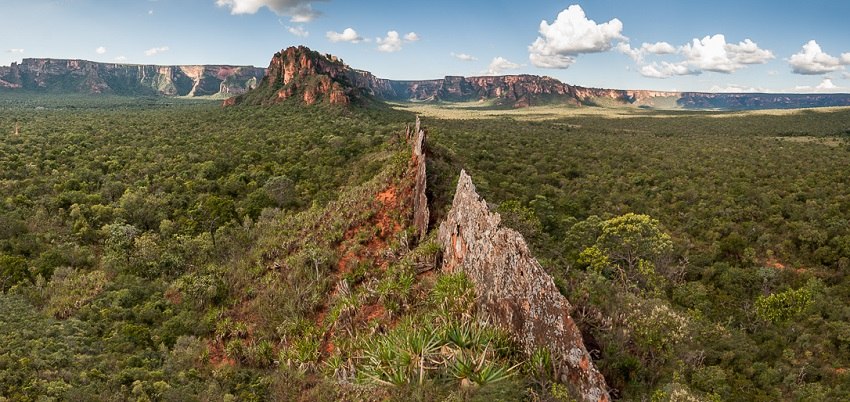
[190,195,237,247]
[263,175,295,208]
[0,254,30,291]
[596,213,672,274]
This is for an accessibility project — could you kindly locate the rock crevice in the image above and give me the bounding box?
[438,170,610,402]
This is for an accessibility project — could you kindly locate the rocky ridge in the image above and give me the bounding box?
[437,170,610,402]
[0,58,264,97]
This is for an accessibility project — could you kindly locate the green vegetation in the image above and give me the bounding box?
[425,106,850,400]
[2,92,850,401]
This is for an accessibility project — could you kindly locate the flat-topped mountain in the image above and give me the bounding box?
[4,47,850,110]
[0,58,265,97]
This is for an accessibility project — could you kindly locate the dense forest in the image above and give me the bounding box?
[1,93,850,401]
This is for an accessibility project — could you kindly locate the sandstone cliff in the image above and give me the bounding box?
[0,59,264,97]
[6,46,850,110]
[438,170,610,402]
[225,46,369,106]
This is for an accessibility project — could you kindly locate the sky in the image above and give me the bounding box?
[2,0,850,93]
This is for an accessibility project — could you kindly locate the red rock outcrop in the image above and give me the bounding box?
[228,46,363,106]
[438,170,610,402]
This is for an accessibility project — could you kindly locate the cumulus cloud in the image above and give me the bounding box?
[326,28,364,43]
[6,49,24,54]
[788,40,849,75]
[114,56,127,62]
[642,41,676,55]
[377,31,402,52]
[404,32,420,42]
[639,61,693,78]
[817,78,838,90]
[215,0,323,22]
[96,46,107,55]
[286,25,308,37]
[680,35,773,73]
[486,57,522,75]
[616,41,677,63]
[708,84,766,93]
[794,78,847,93]
[451,52,477,62]
[529,4,625,69]
[144,46,170,56]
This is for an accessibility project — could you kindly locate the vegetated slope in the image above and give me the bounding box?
[0,96,417,400]
[0,58,264,97]
[0,94,595,401]
[425,109,850,400]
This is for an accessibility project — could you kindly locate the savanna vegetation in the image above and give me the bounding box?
[2,93,850,401]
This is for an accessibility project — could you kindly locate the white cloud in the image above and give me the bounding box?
[377,31,402,53]
[486,57,521,75]
[639,61,693,78]
[95,46,107,55]
[451,52,477,62]
[144,46,170,56]
[404,32,420,42]
[287,25,308,37]
[788,40,848,75]
[215,0,322,22]
[794,78,847,93]
[529,4,625,69]
[616,42,642,62]
[680,35,773,73]
[148,10,154,15]
[616,42,676,63]
[842,72,850,80]
[6,49,24,54]
[114,56,127,62]
[642,41,676,55]
[817,78,838,90]
[326,28,364,43]
[708,84,766,93]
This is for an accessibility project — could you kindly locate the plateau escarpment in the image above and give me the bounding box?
[0,59,264,97]
[5,45,850,110]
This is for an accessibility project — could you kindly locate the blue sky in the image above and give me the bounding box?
[2,0,849,93]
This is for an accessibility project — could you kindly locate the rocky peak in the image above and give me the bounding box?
[438,170,610,402]
[225,46,364,106]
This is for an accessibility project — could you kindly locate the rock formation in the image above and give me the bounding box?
[410,116,429,242]
[224,46,368,106]
[0,59,263,97]
[438,170,610,402]
[5,46,850,110]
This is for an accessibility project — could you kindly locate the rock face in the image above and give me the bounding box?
[0,59,264,96]
[410,116,429,242]
[5,46,850,110]
[225,46,367,106]
[438,170,610,402]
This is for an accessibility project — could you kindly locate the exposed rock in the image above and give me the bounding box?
[411,116,428,242]
[5,46,850,110]
[438,170,610,402]
[0,58,263,96]
[225,46,365,107]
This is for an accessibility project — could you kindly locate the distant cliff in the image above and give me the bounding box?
[4,48,850,110]
[0,59,264,97]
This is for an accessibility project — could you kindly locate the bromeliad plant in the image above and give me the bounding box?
[358,274,520,390]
